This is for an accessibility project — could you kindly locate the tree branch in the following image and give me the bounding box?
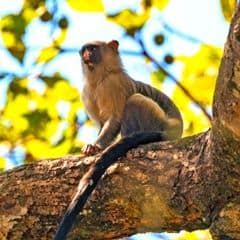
[0,131,215,240]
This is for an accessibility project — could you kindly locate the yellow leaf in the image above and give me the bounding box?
[68,101,83,122]
[67,0,104,12]
[26,139,71,159]
[150,70,166,90]
[176,230,212,240]
[54,28,67,45]
[5,94,29,117]
[220,0,236,22]
[22,7,38,22]
[153,0,169,10]
[47,80,80,101]
[0,157,6,171]
[44,120,60,141]
[107,9,150,30]
[36,29,67,64]
[37,46,59,63]
[172,44,223,136]
[174,45,222,107]
[1,32,15,47]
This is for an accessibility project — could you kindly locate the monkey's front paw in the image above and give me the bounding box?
[82,144,101,156]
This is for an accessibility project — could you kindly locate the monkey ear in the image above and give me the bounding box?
[107,40,119,51]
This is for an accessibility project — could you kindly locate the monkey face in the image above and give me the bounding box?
[80,44,102,66]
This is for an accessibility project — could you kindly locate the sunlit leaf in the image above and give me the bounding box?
[3,94,30,136]
[40,73,62,87]
[0,157,6,172]
[107,9,150,33]
[36,29,67,64]
[173,45,222,136]
[67,0,104,12]
[8,78,28,99]
[44,120,61,142]
[175,45,222,106]
[220,0,236,22]
[150,70,166,89]
[37,46,59,64]
[46,80,80,102]
[0,14,26,36]
[22,2,51,22]
[153,0,169,10]
[23,110,50,138]
[175,230,212,240]
[25,138,72,159]
[22,7,39,22]
[0,14,27,62]
[68,101,83,122]
[54,28,68,45]
[5,94,29,117]
[23,0,46,10]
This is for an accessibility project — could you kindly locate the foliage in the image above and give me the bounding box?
[173,45,222,136]
[67,0,104,12]
[0,0,229,167]
[175,230,212,240]
[220,0,236,22]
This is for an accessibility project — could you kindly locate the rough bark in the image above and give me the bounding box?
[0,4,240,240]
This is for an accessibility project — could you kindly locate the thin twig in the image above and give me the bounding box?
[159,17,204,44]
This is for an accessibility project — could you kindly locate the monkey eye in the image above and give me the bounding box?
[89,45,97,51]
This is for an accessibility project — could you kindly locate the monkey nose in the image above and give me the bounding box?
[83,50,91,61]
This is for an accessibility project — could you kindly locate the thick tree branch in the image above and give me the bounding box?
[0,131,213,240]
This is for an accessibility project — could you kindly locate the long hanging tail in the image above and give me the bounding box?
[54,132,163,240]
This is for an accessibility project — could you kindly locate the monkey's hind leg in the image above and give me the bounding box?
[121,93,167,137]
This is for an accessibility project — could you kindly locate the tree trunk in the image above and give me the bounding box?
[1,5,240,240]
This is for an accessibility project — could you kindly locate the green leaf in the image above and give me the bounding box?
[23,110,50,136]
[67,0,104,12]
[0,14,27,62]
[8,78,28,99]
[40,73,62,88]
[23,0,46,10]
[220,0,236,22]
[151,70,166,89]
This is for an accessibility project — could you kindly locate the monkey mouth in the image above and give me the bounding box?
[83,60,94,67]
[83,61,94,71]
[82,57,95,66]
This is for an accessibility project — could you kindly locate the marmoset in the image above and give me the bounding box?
[54,40,183,240]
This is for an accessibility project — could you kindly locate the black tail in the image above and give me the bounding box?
[54,132,163,240]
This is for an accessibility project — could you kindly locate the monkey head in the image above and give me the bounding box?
[80,40,119,70]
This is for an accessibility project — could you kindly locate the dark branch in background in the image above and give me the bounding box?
[49,0,60,35]
[135,36,212,121]
[159,17,204,44]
